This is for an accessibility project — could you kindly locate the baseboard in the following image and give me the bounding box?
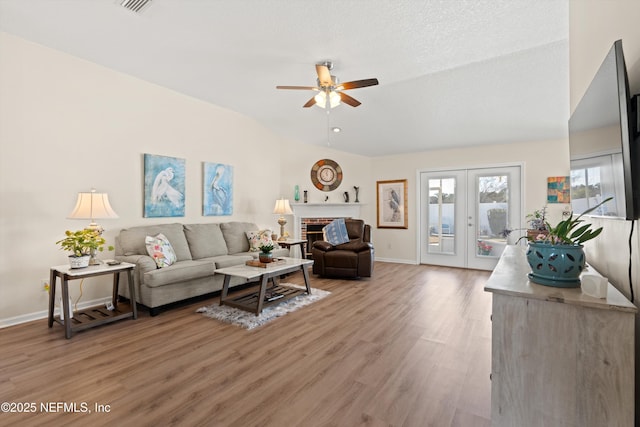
[0,296,113,329]
[375,257,419,265]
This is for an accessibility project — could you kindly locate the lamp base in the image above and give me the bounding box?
[278,217,287,241]
[89,249,102,265]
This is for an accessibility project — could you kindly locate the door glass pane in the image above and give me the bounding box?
[477,175,508,257]
[427,178,455,254]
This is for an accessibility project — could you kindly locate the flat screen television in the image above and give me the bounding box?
[569,39,639,220]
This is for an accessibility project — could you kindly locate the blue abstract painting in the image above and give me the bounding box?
[144,153,185,218]
[203,162,233,216]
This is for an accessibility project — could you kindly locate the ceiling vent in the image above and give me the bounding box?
[119,0,153,13]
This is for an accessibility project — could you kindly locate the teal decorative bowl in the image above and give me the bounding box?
[526,242,585,288]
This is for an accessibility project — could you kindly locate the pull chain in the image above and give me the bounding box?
[326,110,331,147]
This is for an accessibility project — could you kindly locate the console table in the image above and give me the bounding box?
[48,262,137,339]
[485,246,636,426]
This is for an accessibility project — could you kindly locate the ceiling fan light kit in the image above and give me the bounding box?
[314,90,341,109]
[277,61,378,109]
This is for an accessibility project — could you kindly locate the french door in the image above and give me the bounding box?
[419,165,522,270]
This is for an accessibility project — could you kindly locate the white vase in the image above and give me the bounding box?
[69,254,90,269]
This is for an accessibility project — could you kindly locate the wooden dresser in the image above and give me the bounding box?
[485,245,636,426]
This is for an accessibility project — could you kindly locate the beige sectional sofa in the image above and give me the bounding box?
[115,222,289,315]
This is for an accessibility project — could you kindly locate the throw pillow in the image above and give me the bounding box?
[145,233,177,268]
[323,218,350,245]
[245,229,274,252]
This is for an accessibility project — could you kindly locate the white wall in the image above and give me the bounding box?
[278,138,373,218]
[569,0,640,300]
[369,139,570,262]
[0,33,289,324]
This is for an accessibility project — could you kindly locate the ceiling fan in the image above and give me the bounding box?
[276,61,379,109]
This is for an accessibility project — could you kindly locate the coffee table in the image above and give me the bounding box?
[215,257,313,315]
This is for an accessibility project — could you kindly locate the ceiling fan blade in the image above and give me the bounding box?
[338,92,361,107]
[303,96,317,108]
[316,64,334,87]
[276,85,319,91]
[338,78,379,90]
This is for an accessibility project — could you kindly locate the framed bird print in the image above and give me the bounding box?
[143,153,185,218]
[203,162,233,216]
[377,179,408,229]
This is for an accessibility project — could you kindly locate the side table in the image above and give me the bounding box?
[48,262,137,339]
[278,239,308,259]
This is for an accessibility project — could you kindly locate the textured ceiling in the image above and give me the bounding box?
[0,0,569,157]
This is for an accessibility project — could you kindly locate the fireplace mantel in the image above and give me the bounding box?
[290,203,363,239]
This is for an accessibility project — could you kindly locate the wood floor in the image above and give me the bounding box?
[1,262,493,427]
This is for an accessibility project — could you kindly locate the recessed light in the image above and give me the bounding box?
[331,127,341,133]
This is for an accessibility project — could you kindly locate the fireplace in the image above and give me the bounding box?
[300,217,339,259]
[306,224,325,254]
[291,203,363,240]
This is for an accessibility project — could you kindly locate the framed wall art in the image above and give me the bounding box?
[376,179,408,229]
[143,153,185,218]
[203,162,233,216]
[547,176,570,203]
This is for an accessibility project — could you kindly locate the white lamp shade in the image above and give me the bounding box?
[68,191,119,220]
[314,92,326,108]
[314,91,341,109]
[273,199,293,215]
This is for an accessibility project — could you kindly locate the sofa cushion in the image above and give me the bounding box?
[143,260,215,288]
[207,254,254,269]
[184,223,229,259]
[118,223,192,261]
[234,247,289,259]
[145,233,177,268]
[220,222,259,254]
[245,229,275,252]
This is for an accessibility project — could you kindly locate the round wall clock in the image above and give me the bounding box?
[310,159,343,192]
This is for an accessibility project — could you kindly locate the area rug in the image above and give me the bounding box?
[196,284,330,330]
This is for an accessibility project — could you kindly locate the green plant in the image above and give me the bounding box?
[56,229,114,257]
[526,205,548,231]
[528,197,613,245]
[259,243,274,254]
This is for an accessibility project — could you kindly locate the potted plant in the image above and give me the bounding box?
[525,205,549,240]
[258,243,274,263]
[487,208,507,237]
[477,240,493,256]
[525,197,612,287]
[56,229,114,268]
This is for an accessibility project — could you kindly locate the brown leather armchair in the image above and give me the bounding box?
[311,219,374,278]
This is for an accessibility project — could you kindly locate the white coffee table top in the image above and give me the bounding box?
[215,257,312,280]
[51,261,136,277]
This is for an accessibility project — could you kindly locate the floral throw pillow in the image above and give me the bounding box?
[245,230,274,252]
[145,233,177,268]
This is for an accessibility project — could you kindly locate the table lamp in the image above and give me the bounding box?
[67,188,119,264]
[273,198,293,241]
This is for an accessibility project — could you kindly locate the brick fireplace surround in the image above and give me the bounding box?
[290,203,363,245]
